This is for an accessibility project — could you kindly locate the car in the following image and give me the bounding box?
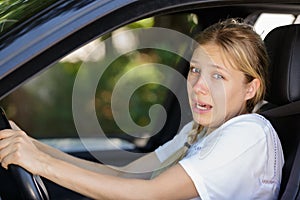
[0,0,299,199]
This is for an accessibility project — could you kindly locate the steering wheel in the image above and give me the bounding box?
[0,108,49,200]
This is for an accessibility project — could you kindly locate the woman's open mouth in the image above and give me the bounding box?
[193,101,213,113]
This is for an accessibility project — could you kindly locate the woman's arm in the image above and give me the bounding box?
[31,138,120,175]
[4,123,162,179]
[35,153,199,200]
[0,129,198,199]
[32,138,160,179]
[10,121,121,176]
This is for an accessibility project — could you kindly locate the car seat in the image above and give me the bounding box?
[261,24,300,200]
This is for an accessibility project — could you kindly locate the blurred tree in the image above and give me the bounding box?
[0,13,198,141]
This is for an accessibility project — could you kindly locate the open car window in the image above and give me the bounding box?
[0,13,196,151]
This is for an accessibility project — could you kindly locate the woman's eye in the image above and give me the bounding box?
[212,73,224,79]
[190,66,200,74]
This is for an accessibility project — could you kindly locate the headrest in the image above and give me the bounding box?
[264,24,300,106]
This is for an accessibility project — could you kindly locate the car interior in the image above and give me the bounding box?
[0,1,299,199]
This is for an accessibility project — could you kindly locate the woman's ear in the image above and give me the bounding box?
[245,78,260,100]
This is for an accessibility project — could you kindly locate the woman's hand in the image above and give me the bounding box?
[0,128,46,175]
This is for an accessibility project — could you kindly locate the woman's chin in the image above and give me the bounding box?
[192,115,211,127]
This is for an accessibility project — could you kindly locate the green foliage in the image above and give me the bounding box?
[0,0,57,33]
[95,49,179,136]
[0,13,197,140]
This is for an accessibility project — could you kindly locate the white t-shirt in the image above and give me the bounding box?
[155,113,284,200]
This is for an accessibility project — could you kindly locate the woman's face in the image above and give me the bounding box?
[187,43,259,128]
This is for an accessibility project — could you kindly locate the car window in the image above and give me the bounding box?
[254,13,295,39]
[0,0,57,35]
[0,13,197,149]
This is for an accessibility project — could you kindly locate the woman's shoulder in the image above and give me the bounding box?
[227,113,269,123]
[220,113,273,132]
[214,113,276,144]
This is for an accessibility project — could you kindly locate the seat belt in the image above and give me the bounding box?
[261,101,300,117]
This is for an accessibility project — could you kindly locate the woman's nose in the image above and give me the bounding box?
[191,75,209,95]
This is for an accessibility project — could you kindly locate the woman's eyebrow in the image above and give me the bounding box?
[189,61,198,65]
[189,62,200,69]
[210,64,230,74]
[190,62,230,75]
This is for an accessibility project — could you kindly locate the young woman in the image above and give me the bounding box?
[0,18,284,200]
